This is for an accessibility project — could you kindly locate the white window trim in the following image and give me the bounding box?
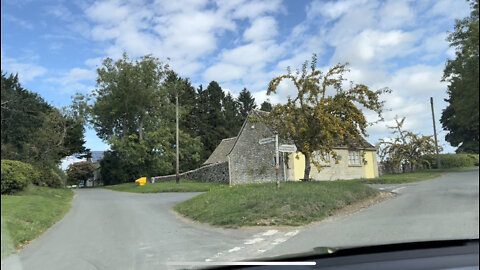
[348,151,362,166]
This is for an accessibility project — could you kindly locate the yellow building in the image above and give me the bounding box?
[288,146,379,181]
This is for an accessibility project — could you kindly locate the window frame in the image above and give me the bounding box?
[348,150,362,166]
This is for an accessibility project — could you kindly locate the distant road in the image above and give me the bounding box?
[2,170,478,269]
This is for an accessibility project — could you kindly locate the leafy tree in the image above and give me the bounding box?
[256,55,390,180]
[441,0,479,153]
[260,99,273,112]
[222,92,242,137]
[90,54,204,183]
[378,117,441,173]
[194,81,228,160]
[92,53,169,142]
[1,72,52,160]
[1,72,88,166]
[67,161,95,187]
[238,88,257,120]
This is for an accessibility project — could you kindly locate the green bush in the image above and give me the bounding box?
[425,154,479,169]
[1,160,35,194]
[38,168,65,188]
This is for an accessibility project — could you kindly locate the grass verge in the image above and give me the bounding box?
[104,180,226,193]
[354,166,478,184]
[174,181,379,228]
[1,185,74,259]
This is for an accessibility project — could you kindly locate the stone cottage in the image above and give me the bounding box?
[153,110,379,184]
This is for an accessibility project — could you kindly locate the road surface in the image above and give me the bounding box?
[260,169,479,259]
[1,170,478,269]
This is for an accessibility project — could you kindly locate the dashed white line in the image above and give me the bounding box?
[285,230,299,237]
[272,238,287,245]
[228,247,243,253]
[244,238,264,245]
[262,230,278,236]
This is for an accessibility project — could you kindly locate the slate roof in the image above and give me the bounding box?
[203,137,237,165]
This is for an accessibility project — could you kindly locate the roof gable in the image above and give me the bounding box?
[203,137,237,165]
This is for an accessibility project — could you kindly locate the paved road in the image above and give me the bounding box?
[259,169,479,259]
[2,170,478,269]
[1,190,291,270]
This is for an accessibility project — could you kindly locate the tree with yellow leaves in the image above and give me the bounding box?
[257,54,390,180]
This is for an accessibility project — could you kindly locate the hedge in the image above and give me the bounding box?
[425,154,479,169]
[1,160,37,194]
[38,167,65,188]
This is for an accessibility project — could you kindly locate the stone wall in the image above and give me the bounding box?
[228,120,290,184]
[151,162,229,184]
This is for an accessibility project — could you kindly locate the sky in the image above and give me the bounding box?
[1,0,472,154]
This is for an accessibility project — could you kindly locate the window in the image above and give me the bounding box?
[348,151,361,166]
[314,151,331,166]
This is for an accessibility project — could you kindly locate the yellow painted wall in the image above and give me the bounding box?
[364,151,375,178]
[292,150,379,181]
[293,153,305,181]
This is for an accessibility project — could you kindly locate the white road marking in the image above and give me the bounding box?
[284,230,299,237]
[392,187,406,193]
[228,247,243,253]
[272,238,287,245]
[205,259,212,262]
[258,249,267,253]
[244,238,264,245]
[262,230,278,236]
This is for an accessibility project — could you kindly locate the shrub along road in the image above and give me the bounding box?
[1,169,478,269]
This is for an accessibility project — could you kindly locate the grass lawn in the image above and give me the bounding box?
[104,180,226,193]
[354,166,478,185]
[1,185,74,258]
[174,181,379,228]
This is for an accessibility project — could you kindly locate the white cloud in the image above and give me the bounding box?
[1,53,47,82]
[204,63,246,82]
[84,57,103,67]
[230,0,284,19]
[243,16,278,42]
[389,64,446,97]
[332,29,420,65]
[307,0,368,21]
[429,0,471,20]
[44,68,96,94]
[378,0,416,29]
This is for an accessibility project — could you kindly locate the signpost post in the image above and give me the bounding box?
[275,133,280,190]
[258,136,280,189]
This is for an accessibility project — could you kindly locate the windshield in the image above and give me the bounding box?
[1,0,478,269]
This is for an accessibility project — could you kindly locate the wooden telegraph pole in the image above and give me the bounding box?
[430,97,441,169]
[275,133,280,190]
[176,92,180,184]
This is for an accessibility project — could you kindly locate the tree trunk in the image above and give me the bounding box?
[138,115,144,141]
[83,179,87,188]
[303,153,311,181]
[122,115,127,142]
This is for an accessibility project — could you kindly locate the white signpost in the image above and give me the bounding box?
[259,137,275,145]
[279,144,297,153]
